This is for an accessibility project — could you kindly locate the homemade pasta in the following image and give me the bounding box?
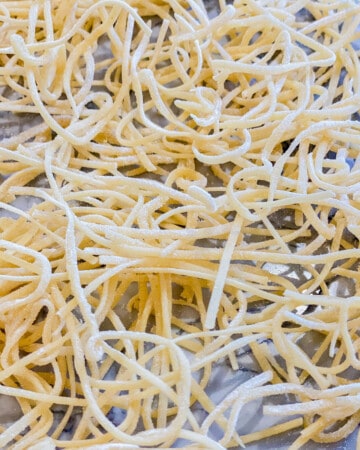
[0,0,359,448]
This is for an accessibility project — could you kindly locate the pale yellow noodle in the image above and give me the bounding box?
[0,0,359,448]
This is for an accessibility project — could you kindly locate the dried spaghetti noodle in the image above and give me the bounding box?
[0,0,359,448]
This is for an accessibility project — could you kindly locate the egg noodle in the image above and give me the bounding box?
[0,0,359,448]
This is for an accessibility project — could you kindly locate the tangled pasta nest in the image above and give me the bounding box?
[0,0,360,448]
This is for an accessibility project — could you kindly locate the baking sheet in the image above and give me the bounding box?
[0,0,359,448]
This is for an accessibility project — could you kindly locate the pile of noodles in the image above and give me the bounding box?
[0,0,359,448]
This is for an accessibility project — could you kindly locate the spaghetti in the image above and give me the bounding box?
[0,0,359,448]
